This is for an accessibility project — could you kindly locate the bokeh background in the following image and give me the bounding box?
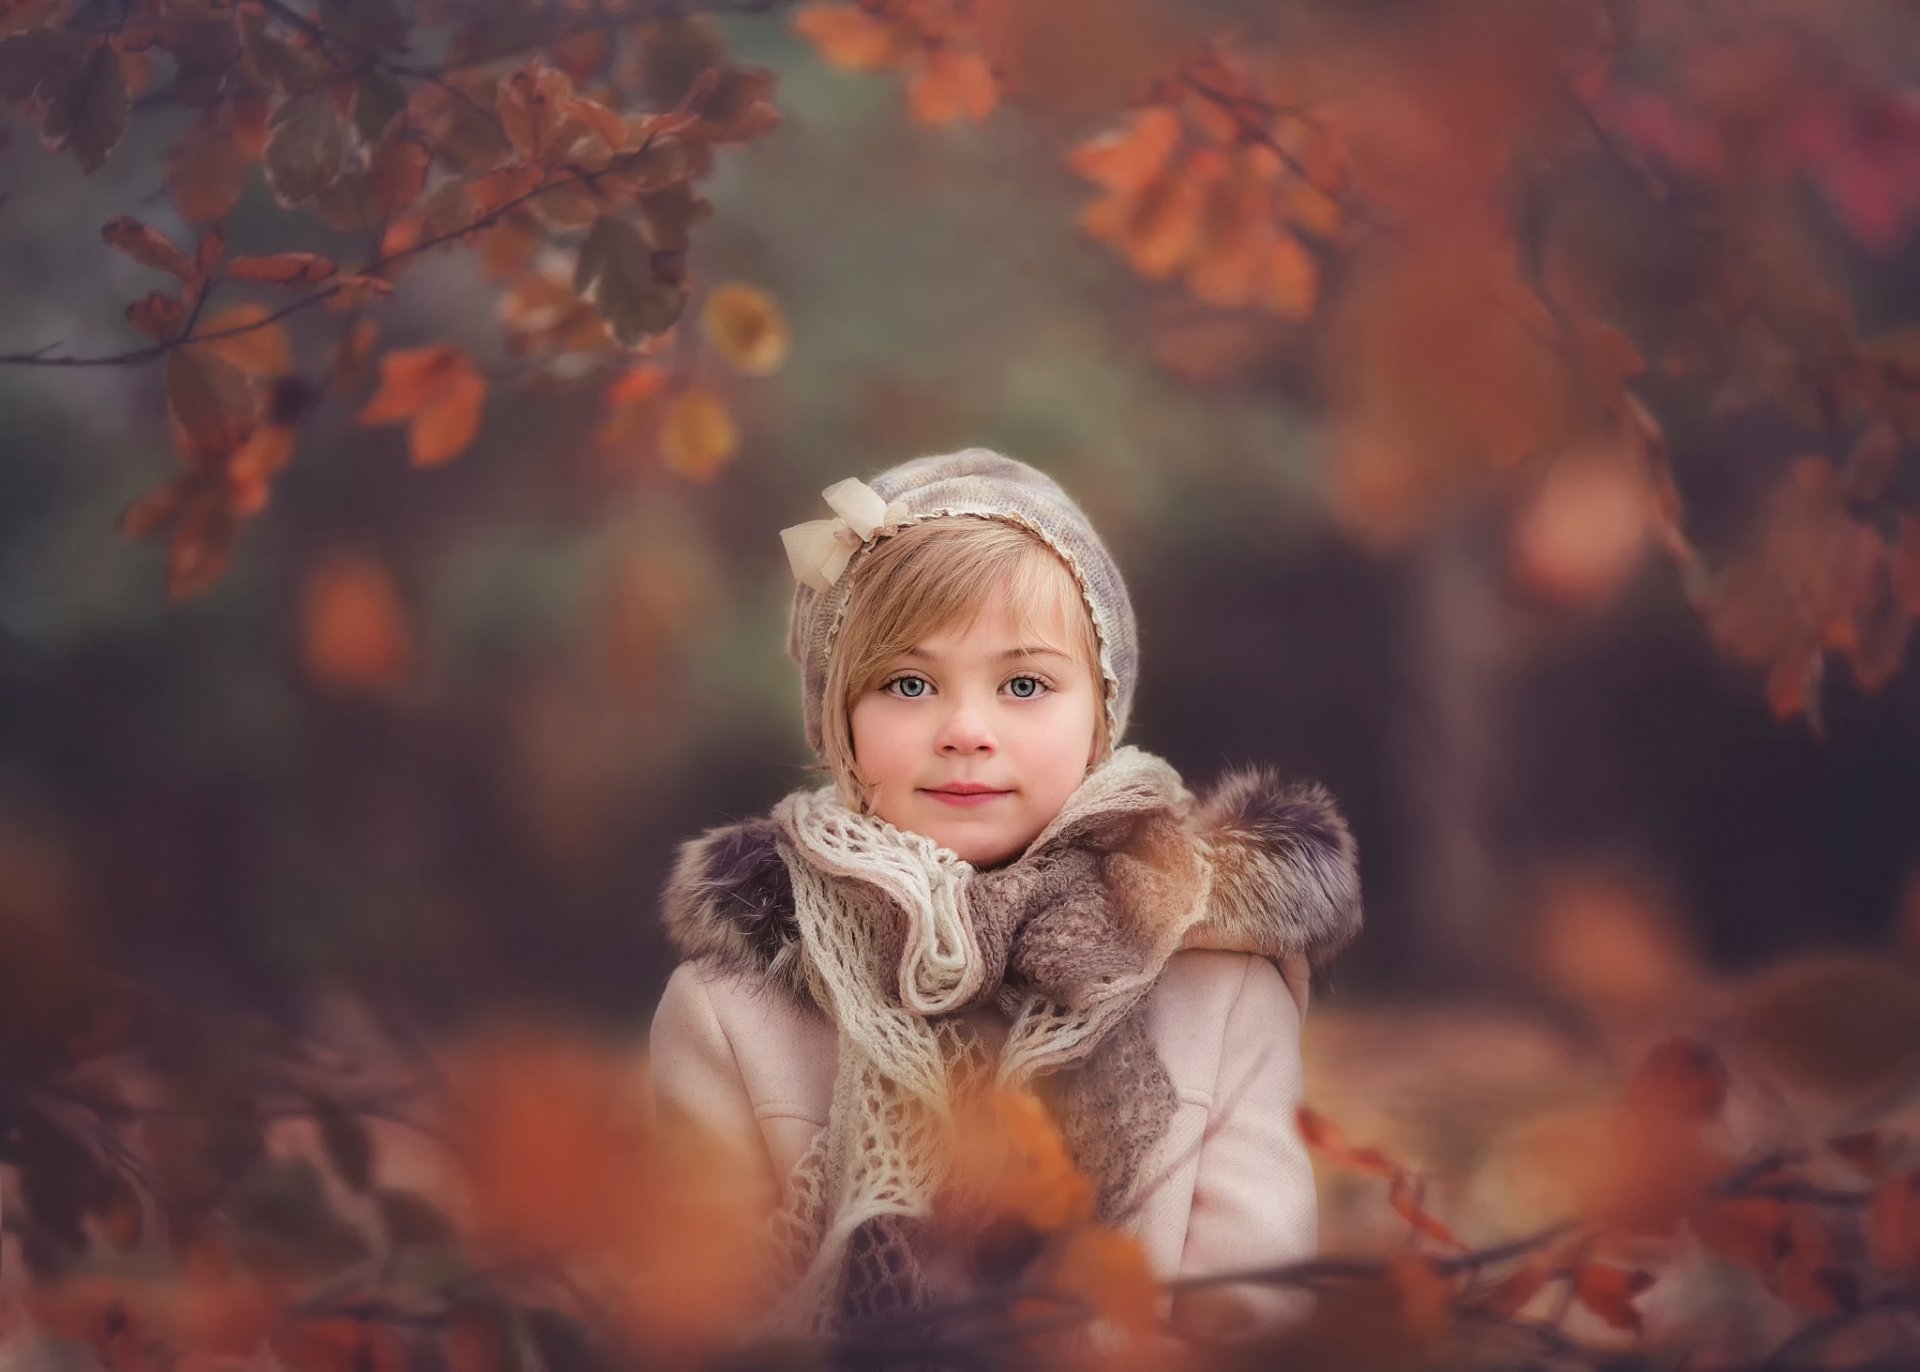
[3,2,1919,1286]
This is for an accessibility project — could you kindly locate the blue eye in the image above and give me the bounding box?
[886,675,931,699]
[1007,676,1046,699]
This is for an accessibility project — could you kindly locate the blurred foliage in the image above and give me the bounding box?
[1,0,1919,1365]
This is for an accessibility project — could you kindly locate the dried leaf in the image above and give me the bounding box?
[168,115,253,225]
[497,62,574,162]
[39,42,127,173]
[101,215,193,276]
[264,87,346,206]
[576,214,685,346]
[227,253,338,287]
[165,347,257,463]
[126,292,186,340]
[357,345,486,467]
[197,305,295,378]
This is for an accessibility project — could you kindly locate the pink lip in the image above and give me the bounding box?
[923,787,1010,808]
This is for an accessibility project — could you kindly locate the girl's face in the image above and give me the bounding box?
[849,580,1101,869]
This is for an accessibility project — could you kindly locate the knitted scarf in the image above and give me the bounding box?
[661,746,1361,1336]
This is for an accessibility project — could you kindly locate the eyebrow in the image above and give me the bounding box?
[900,645,1075,664]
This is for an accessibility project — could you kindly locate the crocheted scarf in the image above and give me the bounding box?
[661,746,1361,1335]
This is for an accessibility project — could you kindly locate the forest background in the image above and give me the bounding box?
[1,0,1919,1368]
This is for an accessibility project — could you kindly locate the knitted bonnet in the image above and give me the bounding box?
[782,447,1139,756]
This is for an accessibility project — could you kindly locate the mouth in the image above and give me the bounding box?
[922,786,1011,808]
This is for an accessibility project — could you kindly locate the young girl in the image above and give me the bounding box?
[650,449,1361,1341]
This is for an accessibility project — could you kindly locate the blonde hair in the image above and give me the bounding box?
[820,517,1112,811]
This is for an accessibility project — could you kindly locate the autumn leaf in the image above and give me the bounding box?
[168,114,254,225]
[264,87,346,205]
[1573,1264,1652,1332]
[357,345,486,467]
[166,348,257,464]
[792,5,909,72]
[658,387,738,481]
[101,215,194,276]
[227,253,338,287]
[575,214,686,346]
[497,61,575,162]
[907,48,997,126]
[1069,106,1183,196]
[701,282,789,375]
[39,42,128,172]
[1033,1225,1159,1342]
[126,292,186,340]
[299,551,413,691]
[196,305,295,379]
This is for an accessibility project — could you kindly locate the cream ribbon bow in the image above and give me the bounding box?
[779,478,912,592]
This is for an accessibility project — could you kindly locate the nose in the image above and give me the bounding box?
[934,698,997,754]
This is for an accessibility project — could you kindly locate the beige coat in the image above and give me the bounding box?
[648,754,1360,1338]
[652,947,1317,1337]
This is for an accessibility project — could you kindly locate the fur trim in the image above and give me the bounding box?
[660,816,809,1000]
[661,759,1360,993]
[1189,768,1361,972]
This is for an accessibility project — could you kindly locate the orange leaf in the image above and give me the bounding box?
[1039,1225,1159,1341]
[498,62,574,161]
[944,1088,1096,1233]
[907,48,997,126]
[227,253,338,287]
[1120,172,1204,279]
[793,5,908,71]
[1572,1264,1651,1332]
[197,304,295,378]
[126,291,186,339]
[701,282,789,376]
[1069,105,1183,195]
[1261,231,1319,319]
[658,388,737,481]
[358,345,487,466]
[167,116,252,225]
[101,214,193,276]
[300,550,413,691]
[166,346,257,464]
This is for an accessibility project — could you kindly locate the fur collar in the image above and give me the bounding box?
[661,748,1360,1005]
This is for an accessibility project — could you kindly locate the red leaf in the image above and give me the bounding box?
[1573,1264,1651,1332]
[101,215,193,276]
[227,253,338,287]
[126,291,186,339]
